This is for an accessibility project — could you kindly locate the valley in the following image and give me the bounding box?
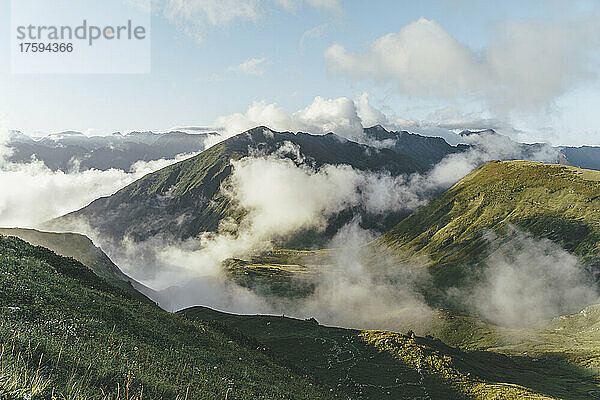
[2,126,600,399]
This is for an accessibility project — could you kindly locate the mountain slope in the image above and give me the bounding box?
[220,161,600,317]
[0,227,155,302]
[51,127,425,243]
[378,160,600,277]
[364,125,468,167]
[181,306,600,400]
[561,145,600,171]
[0,235,335,399]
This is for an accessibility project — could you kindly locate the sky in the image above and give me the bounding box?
[1,0,599,145]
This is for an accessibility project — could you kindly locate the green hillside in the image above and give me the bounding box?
[378,161,600,286]
[50,127,424,245]
[182,306,600,400]
[4,232,599,399]
[0,228,155,303]
[0,235,335,399]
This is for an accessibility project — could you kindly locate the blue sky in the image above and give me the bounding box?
[1,0,599,145]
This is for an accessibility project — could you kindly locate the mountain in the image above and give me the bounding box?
[5,130,216,172]
[4,233,597,399]
[220,161,600,318]
[560,145,600,171]
[0,235,336,399]
[51,127,425,244]
[365,126,600,172]
[376,160,600,303]
[0,227,156,302]
[364,125,469,167]
[379,160,600,267]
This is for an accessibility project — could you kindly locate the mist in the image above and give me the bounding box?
[454,230,599,328]
[0,129,199,227]
[292,219,439,333]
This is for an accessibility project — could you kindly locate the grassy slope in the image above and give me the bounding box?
[0,235,334,399]
[182,306,600,400]
[376,161,600,294]
[53,142,236,241]
[380,160,600,263]
[219,161,600,298]
[0,228,155,303]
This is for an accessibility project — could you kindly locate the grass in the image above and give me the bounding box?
[378,161,600,268]
[224,161,600,306]
[182,306,600,400]
[0,228,155,304]
[0,234,335,399]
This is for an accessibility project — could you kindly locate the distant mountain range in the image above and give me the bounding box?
[48,125,600,246]
[6,126,600,173]
[4,129,217,171]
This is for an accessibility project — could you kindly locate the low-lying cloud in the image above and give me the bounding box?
[449,230,600,328]
[0,131,197,227]
[2,122,591,336]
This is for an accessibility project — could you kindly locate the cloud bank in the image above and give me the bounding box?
[0,130,197,227]
[449,230,600,328]
[213,96,366,142]
[325,17,600,113]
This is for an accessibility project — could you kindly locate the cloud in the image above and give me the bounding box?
[47,133,569,332]
[211,93,535,146]
[0,129,197,227]
[300,23,329,47]
[77,149,440,321]
[325,18,483,98]
[306,0,341,13]
[276,0,341,13]
[229,57,266,75]
[324,17,600,112]
[163,0,260,27]
[450,229,599,327]
[158,0,341,41]
[295,219,438,332]
[355,92,388,127]
[214,96,365,141]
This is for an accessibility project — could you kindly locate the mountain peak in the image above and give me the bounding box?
[458,129,497,137]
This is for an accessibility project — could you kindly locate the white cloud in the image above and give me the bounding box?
[356,92,388,127]
[229,57,266,75]
[276,0,341,13]
[300,23,329,47]
[294,96,363,139]
[211,93,531,145]
[163,0,260,27]
[0,128,197,227]
[463,230,599,327]
[324,17,600,112]
[158,0,341,41]
[325,18,483,98]
[214,95,365,141]
[306,0,341,13]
